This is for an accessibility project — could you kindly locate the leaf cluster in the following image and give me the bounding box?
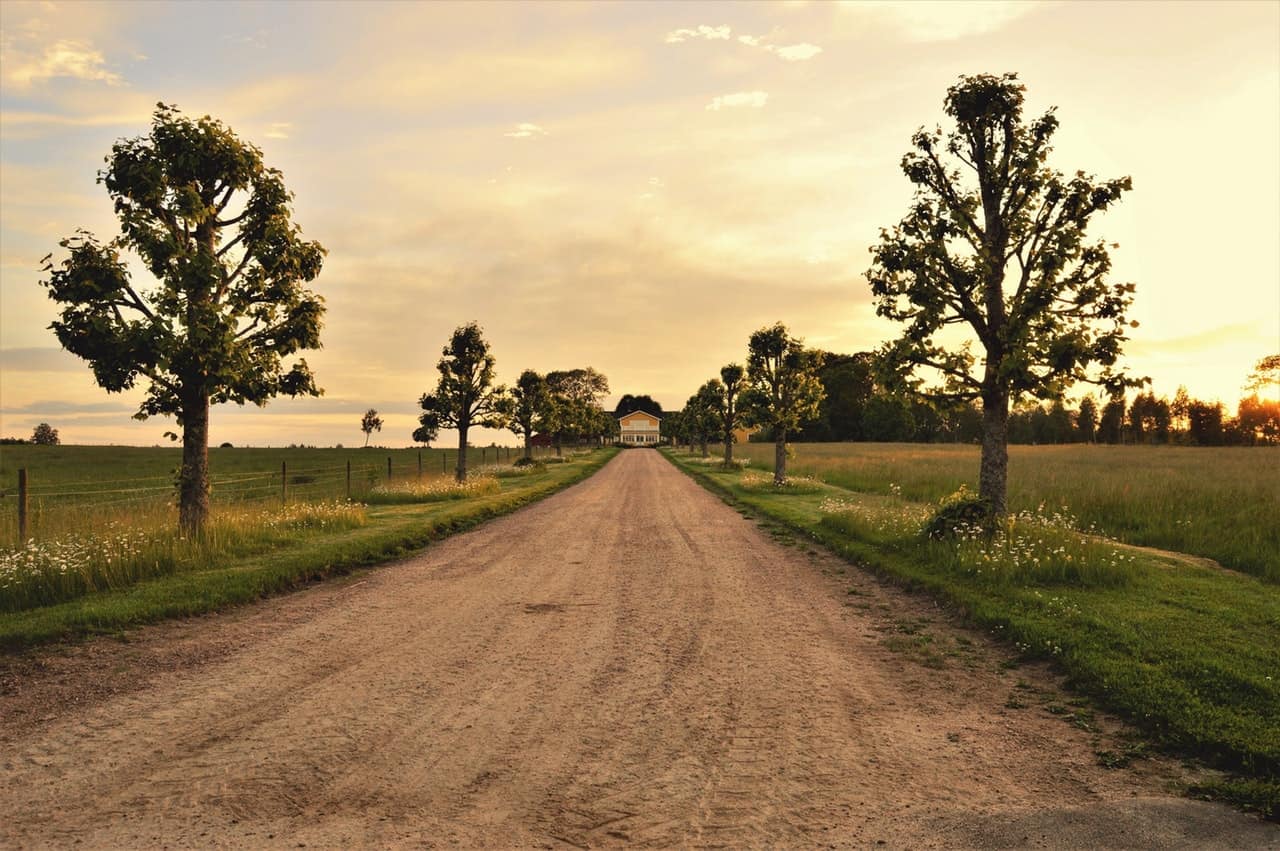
[740,323,825,432]
[866,73,1142,404]
[39,103,326,423]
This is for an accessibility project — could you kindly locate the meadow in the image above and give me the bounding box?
[0,443,609,644]
[668,446,1280,817]
[732,442,1279,582]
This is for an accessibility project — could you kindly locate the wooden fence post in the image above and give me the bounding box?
[387,456,392,481]
[281,461,287,505]
[17,468,28,542]
[443,451,447,474]
[346,460,352,500]
[418,450,422,478]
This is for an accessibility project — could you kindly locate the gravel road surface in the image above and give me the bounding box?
[1,449,1275,848]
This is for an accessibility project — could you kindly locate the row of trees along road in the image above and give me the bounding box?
[773,352,1279,447]
[414,323,613,482]
[671,323,824,486]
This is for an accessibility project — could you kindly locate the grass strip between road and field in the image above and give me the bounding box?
[663,449,1280,821]
[0,449,616,651]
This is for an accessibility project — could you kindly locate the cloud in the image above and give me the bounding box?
[264,122,291,139]
[504,122,548,139]
[665,25,732,44]
[2,38,123,87]
[669,25,821,62]
[842,0,1044,42]
[771,43,823,62]
[706,91,769,111]
[0,348,85,373]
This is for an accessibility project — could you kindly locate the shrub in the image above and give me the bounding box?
[923,485,995,540]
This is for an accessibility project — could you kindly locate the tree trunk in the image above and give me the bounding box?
[774,429,787,485]
[554,434,563,457]
[723,427,734,467]
[979,390,1009,515]
[700,435,709,458]
[456,423,469,482]
[523,431,533,461]
[179,389,211,538]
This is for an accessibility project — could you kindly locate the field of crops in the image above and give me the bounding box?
[733,442,1279,582]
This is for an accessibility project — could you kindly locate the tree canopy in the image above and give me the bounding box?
[40,103,326,534]
[741,323,824,484]
[417,323,507,481]
[866,73,1138,514]
[360,408,383,447]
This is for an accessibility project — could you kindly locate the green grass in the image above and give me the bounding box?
[0,448,615,649]
[666,448,1280,819]
[732,442,1280,582]
[0,443,551,542]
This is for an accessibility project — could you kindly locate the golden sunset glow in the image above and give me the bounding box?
[1,0,1277,445]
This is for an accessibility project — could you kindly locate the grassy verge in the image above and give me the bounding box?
[730,442,1280,582]
[0,449,615,650]
[665,449,1280,820]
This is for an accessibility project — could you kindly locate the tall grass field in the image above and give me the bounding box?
[732,442,1279,582]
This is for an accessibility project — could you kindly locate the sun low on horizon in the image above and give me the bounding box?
[1,0,1277,447]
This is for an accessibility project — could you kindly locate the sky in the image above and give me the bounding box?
[1,0,1277,447]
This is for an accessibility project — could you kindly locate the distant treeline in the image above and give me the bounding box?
[748,352,1279,447]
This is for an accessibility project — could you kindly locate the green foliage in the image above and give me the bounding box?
[38,103,326,534]
[866,73,1141,512]
[30,423,60,446]
[501,369,549,451]
[718,363,746,451]
[684,379,724,453]
[741,322,824,436]
[922,486,994,540]
[729,442,1280,583]
[41,103,326,419]
[360,408,383,446]
[542,367,610,448]
[418,323,507,480]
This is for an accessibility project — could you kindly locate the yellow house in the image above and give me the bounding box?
[618,410,661,445]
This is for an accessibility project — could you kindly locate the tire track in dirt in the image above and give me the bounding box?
[0,450,1275,849]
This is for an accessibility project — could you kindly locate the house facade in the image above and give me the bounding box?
[618,410,661,445]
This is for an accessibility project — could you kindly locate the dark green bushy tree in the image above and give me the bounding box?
[40,104,325,535]
[503,369,549,461]
[544,368,609,454]
[717,364,746,466]
[867,74,1140,515]
[418,323,507,482]
[741,323,824,484]
[361,408,383,447]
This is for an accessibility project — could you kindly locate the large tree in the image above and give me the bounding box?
[503,369,549,461]
[866,73,1138,515]
[31,423,60,446]
[544,368,609,454]
[360,408,383,447]
[615,394,663,418]
[686,379,724,458]
[417,323,507,482]
[40,104,325,535]
[741,323,824,484]
[717,364,746,466]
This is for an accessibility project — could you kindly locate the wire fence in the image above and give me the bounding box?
[0,443,573,546]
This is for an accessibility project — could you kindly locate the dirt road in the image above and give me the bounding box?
[1,450,1274,849]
